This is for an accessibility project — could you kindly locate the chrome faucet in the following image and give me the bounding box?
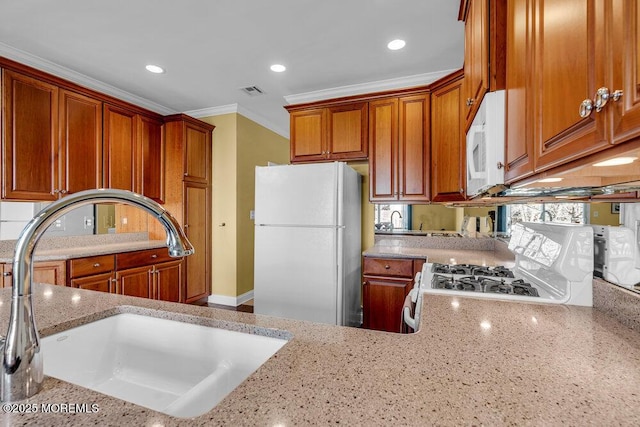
[390,210,403,230]
[0,189,194,402]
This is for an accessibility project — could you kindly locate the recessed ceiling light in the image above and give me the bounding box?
[537,177,563,183]
[593,156,637,167]
[145,64,165,74]
[387,39,406,50]
[270,64,286,72]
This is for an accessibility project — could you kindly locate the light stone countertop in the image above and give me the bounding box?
[0,280,639,426]
[0,239,167,263]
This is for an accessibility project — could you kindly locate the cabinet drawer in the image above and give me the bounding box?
[116,248,175,270]
[69,255,115,278]
[363,257,413,278]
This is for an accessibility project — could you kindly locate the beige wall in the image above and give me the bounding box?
[412,204,458,231]
[236,115,289,296]
[590,203,621,226]
[348,162,374,253]
[200,113,288,299]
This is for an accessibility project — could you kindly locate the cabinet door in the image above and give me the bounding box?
[33,260,66,286]
[362,277,411,333]
[369,98,399,201]
[504,0,535,183]
[155,260,183,303]
[59,89,103,195]
[609,0,640,145]
[431,78,466,202]
[70,272,114,293]
[398,95,430,202]
[1,264,12,288]
[184,122,211,184]
[463,0,489,125]
[116,265,152,298]
[104,104,137,192]
[184,183,210,302]
[139,115,164,202]
[326,103,368,160]
[290,109,327,163]
[532,0,608,171]
[2,70,59,201]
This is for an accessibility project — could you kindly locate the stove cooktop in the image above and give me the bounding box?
[429,263,539,298]
[431,263,515,278]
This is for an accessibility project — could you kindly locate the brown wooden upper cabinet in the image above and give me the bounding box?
[104,104,137,192]
[138,115,164,203]
[504,0,640,184]
[1,70,102,201]
[459,0,506,130]
[288,102,368,163]
[104,104,164,202]
[431,71,466,202]
[369,94,430,202]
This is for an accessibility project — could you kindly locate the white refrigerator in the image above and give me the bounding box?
[253,162,361,326]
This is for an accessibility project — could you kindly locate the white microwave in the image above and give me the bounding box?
[466,90,506,197]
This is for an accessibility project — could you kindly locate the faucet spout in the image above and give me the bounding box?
[1,189,193,401]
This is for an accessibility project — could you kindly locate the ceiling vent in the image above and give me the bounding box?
[240,85,265,96]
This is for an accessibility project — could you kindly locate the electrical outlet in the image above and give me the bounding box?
[122,217,128,225]
[593,211,599,218]
[84,216,93,228]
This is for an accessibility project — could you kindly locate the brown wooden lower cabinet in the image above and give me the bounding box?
[63,248,183,302]
[362,256,426,333]
[70,272,114,293]
[1,260,66,287]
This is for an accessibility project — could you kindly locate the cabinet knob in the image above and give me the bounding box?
[151,254,158,259]
[594,87,623,112]
[2,272,12,277]
[384,264,390,269]
[93,263,100,267]
[497,162,504,170]
[579,99,594,118]
[184,224,189,229]
[60,189,67,194]
[466,98,475,107]
[52,189,60,195]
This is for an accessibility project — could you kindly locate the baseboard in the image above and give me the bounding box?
[207,290,254,307]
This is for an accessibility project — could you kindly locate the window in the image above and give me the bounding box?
[507,202,586,229]
[374,204,411,230]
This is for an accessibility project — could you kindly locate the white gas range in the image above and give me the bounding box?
[403,222,594,332]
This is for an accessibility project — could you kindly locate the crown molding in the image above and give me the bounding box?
[185,103,290,139]
[284,69,458,105]
[0,42,176,115]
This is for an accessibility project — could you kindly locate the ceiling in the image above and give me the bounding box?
[0,0,464,137]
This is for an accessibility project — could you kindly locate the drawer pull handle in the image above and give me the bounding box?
[384,264,390,269]
[93,263,100,267]
[2,272,12,277]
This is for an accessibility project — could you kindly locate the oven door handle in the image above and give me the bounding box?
[402,289,417,332]
[403,306,416,331]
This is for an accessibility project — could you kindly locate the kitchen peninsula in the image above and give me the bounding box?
[0,276,638,425]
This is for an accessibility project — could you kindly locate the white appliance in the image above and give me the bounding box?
[592,225,640,288]
[466,90,506,197]
[253,162,361,326]
[407,222,594,332]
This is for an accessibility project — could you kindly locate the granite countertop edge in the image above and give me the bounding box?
[0,239,168,263]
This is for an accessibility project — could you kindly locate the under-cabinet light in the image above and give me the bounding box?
[593,157,637,167]
[270,64,286,72]
[537,177,563,183]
